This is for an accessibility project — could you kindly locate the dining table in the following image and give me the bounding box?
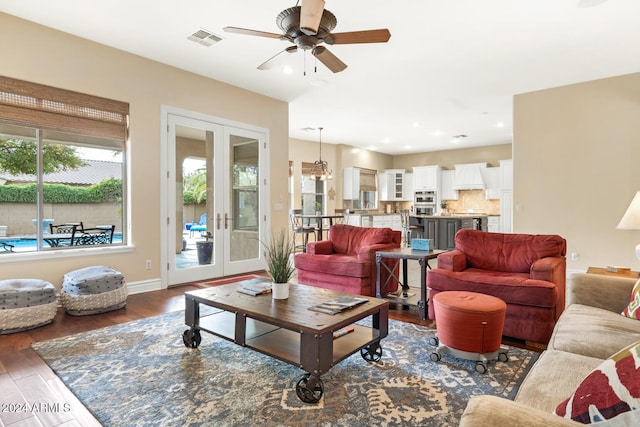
[296,214,346,241]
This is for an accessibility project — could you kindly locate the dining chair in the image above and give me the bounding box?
[289,209,316,253]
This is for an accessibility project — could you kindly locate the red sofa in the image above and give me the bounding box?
[427,229,567,344]
[294,224,402,296]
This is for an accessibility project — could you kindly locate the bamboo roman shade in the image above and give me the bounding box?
[0,76,129,142]
[359,167,377,191]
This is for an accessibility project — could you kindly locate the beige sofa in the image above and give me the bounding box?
[459,273,640,426]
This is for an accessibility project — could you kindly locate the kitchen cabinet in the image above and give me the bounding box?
[488,215,501,232]
[412,166,441,192]
[500,159,513,190]
[439,218,461,250]
[440,170,459,201]
[500,190,513,233]
[371,214,402,231]
[379,169,411,201]
[484,167,500,200]
[423,218,439,243]
[342,167,360,200]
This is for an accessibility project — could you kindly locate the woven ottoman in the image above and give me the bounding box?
[0,279,57,334]
[61,266,127,316]
[429,291,508,373]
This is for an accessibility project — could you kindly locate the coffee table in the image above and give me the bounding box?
[182,282,389,403]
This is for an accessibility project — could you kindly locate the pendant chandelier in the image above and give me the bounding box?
[309,127,333,181]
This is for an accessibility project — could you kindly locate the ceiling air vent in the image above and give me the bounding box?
[187,29,223,47]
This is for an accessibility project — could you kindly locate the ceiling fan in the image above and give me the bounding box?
[223,0,391,73]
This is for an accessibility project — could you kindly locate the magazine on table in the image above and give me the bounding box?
[308,296,369,315]
[237,278,272,296]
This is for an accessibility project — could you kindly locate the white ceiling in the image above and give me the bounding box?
[1,0,639,155]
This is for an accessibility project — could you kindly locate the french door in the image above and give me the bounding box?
[162,108,268,286]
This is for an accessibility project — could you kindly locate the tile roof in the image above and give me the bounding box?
[0,159,122,185]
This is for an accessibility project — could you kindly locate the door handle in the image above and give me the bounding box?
[224,213,231,229]
[216,213,221,230]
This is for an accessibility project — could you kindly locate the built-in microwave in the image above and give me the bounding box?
[414,191,436,204]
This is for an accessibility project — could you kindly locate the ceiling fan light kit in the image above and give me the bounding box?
[223,0,390,74]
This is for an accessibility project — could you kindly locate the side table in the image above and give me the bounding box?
[375,248,446,320]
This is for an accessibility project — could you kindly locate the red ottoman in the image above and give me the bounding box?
[430,291,508,373]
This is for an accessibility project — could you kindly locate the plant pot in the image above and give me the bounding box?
[196,241,213,265]
[272,282,289,299]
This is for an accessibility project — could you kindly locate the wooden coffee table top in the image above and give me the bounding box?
[185,282,388,335]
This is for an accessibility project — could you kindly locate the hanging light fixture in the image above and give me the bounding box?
[309,127,333,181]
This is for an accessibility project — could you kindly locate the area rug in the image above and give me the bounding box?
[33,311,539,427]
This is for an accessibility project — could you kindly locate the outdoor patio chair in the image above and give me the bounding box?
[190,213,207,237]
[74,225,115,245]
[1,242,14,252]
[48,222,84,246]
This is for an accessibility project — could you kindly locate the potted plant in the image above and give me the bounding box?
[262,229,295,299]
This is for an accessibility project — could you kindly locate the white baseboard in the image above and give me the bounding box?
[127,278,163,295]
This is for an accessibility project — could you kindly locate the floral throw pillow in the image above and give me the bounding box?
[622,278,640,319]
[554,340,640,424]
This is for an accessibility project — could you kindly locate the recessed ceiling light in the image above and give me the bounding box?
[432,130,443,137]
[412,122,420,128]
[368,146,378,151]
[282,66,294,74]
[496,122,504,128]
[382,138,391,144]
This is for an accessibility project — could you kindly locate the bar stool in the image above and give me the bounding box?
[401,210,422,247]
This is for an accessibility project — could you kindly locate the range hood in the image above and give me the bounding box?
[453,163,486,190]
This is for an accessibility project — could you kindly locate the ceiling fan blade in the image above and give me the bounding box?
[223,26,282,39]
[257,46,298,70]
[300,0,325,36]
[327,29,391,45]
[312,46,347,73]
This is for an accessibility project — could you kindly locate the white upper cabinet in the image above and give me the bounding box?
[483,167,500,200]
[343,167,360,200]
[379,169,411,201]
[441,169,459,200]
[413,165,441,192]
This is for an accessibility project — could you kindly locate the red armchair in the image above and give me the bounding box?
[427,229,567,344]
[294,224,402,296]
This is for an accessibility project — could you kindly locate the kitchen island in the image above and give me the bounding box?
[410,215,488,250]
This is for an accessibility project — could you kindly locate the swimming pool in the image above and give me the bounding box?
[1,232,123,250]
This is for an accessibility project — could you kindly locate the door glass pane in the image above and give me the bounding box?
[230,136,259,262]
[175,125,213,269]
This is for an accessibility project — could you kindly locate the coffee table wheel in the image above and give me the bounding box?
[430,352,441,362]
[429,336,439,346]
[360,344,383,362]
[182,328,201,349]
[295,374,324,403]
[475,361,488,374]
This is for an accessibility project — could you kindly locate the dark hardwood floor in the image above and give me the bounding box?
[0,281,538,427]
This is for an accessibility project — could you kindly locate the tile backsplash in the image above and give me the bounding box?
[444,190,500,215]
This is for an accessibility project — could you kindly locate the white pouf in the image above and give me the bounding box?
[0,279,57,334]
[61,265,127,316]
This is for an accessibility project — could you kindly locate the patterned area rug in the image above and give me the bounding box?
[33,307,539,426]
